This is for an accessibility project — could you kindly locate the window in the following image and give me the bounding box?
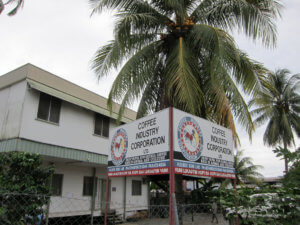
[37,93,61,123]
[132,180,142,196]
[94,113,109,137]
[51,174,63,196]
[83,176,96,196]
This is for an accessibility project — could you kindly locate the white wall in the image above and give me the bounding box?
[0,81,26,139]
[110,176,148,216]
[49,163,107,217]
[19,87,116,155]
[48,163,150,218]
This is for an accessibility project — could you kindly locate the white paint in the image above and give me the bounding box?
[173,108,234,163]
[109,108,169,163]
[47,163,148,217]
[49,162,94,217]
[110,176,148,215]
[0,81,149,218]
[19,86,112,154]
[108,109,169,177]
[0,81,27,139]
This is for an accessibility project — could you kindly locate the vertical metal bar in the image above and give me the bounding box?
[45,162,54,225]
[172,194,180,225]
[148,180,151,218]
[91,167,96,225]
[104,175,109,225]
[169,107,175,225]
[123,176,127,220]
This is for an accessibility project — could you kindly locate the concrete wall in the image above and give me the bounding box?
[48,162,107,217]
[19,86,117,155]
[110,176,149,216]
[48,163,148,217]
[0,81,26,139]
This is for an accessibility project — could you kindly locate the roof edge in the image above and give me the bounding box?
[0,63,137,121]
[0,63,31,90]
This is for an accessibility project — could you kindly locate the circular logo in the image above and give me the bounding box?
[177,117,203,161]
[111,128,128,166]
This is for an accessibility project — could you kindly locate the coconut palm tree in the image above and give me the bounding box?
[249,69,300,172]
[234,150,263,185]
[0,0,24,16]
[222,150,263,187]
[91,0,281,142]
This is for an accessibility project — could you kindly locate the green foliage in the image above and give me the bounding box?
[273,146,300,170]
[0,152,54,225]
[283,161,300,189]
[190,188,219,205]
[250,69,300,172]
[234,150,263,185]
[220,186,300,225]
[273,146,300,189]
[91,0,282,143]
[221,150,263,188]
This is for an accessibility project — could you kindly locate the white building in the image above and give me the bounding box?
[0,64,149,219]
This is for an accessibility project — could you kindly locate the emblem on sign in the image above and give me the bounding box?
[111,128,128,166]
[177,117,203,161]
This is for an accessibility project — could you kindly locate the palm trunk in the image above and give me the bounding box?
[157,85,184,224]
[283,142,289,174]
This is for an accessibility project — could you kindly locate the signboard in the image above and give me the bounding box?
[173,108,235,178]
[108,109,170,177]
[107,107,235,179]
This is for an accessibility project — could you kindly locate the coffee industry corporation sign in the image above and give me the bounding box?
[173,109,235,178]
[108,108,235,178]
[108,109,170,176]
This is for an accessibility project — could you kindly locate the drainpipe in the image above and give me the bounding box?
[91,167,96,225]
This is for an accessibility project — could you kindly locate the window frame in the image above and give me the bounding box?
[83,176,96,196]
[132,180,142,196]
[94,113,110,137]
[37,92,62,124]
[51,174,63,196]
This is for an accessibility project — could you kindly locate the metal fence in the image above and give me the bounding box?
[0,193,229,225]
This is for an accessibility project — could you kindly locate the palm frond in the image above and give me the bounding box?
[90,0,136,15]
[191,0,282,47]
[0,0,24,15]
[165,37,203,114]
[107,40,163,118]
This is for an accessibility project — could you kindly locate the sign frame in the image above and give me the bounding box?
[104,107,235,225]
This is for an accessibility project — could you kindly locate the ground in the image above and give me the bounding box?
[123,213,229,225]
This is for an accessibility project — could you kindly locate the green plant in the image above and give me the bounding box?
[220,186,300,225]
[91,0,281,144]
[250,69,300,172]
[283,161,300,189]
[0,151,54,225]
[221,150,263,188]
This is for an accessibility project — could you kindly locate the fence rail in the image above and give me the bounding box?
[0,193,229,225]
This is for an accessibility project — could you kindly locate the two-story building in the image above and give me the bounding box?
[0,64,149,219]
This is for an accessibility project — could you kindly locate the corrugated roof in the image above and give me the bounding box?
[0,138,107,165]
[0,64,136,122]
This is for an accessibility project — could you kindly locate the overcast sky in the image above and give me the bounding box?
[0,0,299,177]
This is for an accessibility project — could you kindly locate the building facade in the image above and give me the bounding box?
[0,64,148,218]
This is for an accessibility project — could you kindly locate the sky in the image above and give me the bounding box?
[0,0,299,177]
